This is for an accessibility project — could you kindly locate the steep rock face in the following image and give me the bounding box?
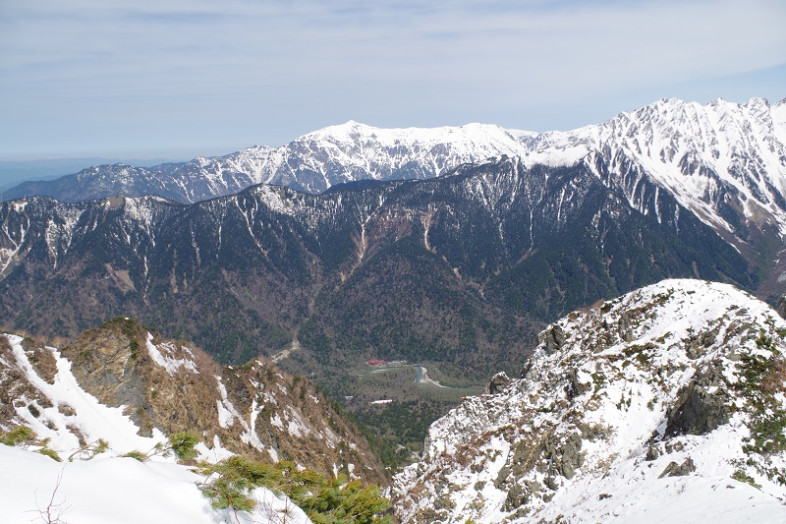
[0,318,385,485]
[0,160,755,379]
[392,279,786,522]
[583,98,786,294]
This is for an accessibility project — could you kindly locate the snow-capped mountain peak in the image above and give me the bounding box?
[299,119,533,157]
[3,97,785,281]
[577,96,786,250]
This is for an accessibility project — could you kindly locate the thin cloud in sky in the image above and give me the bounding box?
[0,0,784,158]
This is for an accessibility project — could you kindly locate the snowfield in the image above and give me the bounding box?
[0,445,310,524]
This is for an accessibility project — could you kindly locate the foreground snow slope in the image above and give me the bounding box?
[393,279,786,523]
[0,445,310,524]
[0,319,389,523]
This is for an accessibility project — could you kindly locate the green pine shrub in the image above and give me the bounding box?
[200,456,391,523]
[169,431,199,462]
[0,425,33,446]
[124,450,148,462]
[39,447,62,462]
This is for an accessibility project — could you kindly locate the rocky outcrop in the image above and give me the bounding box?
[538,324,566,354]
[392,279,786,523]
[487,371,511,394]
[0,318,386,485]
[777,294,786,319]
[565,368,588,399]
[659,457,697,478]
[543,432,584,480]
[665,362,731,437]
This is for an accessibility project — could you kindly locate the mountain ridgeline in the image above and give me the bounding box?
[3,97,784,291]
[0,317,386,484]
[0,156,755,383]
[5,98,785,269]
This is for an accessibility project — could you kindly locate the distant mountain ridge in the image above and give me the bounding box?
[1,121,542,203]
[4,98,784,270]
[7,99,783,205]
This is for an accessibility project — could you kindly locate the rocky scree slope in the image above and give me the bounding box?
[0,317,385,485]
[392,279,786,523]
[0,159,754,376]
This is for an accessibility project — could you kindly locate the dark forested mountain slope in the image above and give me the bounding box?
[4,98,783,302]
[0,158,755,384]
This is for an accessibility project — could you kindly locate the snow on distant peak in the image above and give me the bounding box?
[300,120,531,147]
[582,96,786,239]
[298,120,375,143]
[772,98,786,143]
[8,96,783,226]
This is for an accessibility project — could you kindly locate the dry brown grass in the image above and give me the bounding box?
[761,358,786,395]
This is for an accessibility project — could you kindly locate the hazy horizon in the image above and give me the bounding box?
[2,1,785,162]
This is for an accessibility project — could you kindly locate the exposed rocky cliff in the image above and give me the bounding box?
[0,317,385,485]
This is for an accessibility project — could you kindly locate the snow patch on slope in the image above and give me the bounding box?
[7,334,167,454]
[145,333,199,376]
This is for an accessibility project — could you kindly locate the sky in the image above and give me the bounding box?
[1,0,785,161]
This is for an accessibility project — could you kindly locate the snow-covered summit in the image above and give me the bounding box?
[392,279,786,523]
[4,97,784,264]
[302,119,535,148]
[589,96,786,238]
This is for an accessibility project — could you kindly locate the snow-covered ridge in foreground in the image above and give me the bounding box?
[392,279,786,523]
[0,319,387,522]
[0,329,311,523]
[0,445,310,524]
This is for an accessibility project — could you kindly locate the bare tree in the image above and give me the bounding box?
[34,467,70,524]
